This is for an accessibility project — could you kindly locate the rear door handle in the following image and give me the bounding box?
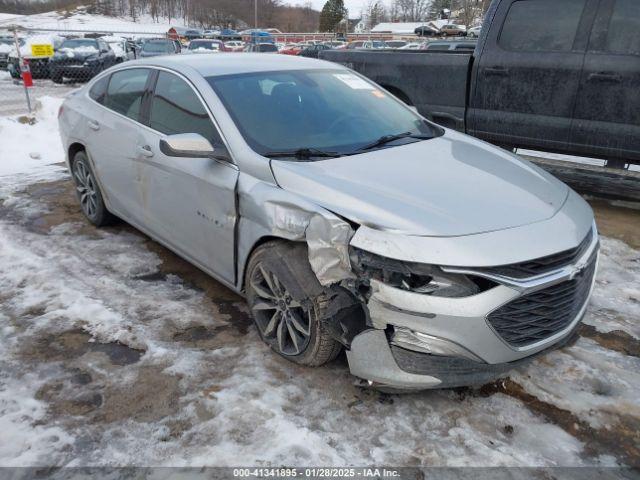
[137,145,154,158]
[588,72,621,83]
[484,66,509,76]
[88,120,100,131]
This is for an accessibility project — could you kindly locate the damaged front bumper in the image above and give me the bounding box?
[344,221,599,390]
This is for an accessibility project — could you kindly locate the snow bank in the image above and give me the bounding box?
[0,96,67,182]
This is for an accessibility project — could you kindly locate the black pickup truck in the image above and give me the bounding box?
[321,0,640,166]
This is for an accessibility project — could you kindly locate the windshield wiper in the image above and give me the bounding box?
[357,132,432,152]
[263,148,341,160]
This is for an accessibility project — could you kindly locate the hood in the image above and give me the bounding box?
[53,47,99,61]
[271,133,568,237]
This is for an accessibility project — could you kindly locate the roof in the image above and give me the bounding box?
[371,22,432,34]
[131,53,344,77]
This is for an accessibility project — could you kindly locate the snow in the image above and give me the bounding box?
[0,96,66,182]
[58,46,99,57]
[0,97,637,467]
[7,33,64,58]
[0,8,186,35]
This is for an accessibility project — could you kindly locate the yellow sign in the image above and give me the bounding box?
[30,44,54,57]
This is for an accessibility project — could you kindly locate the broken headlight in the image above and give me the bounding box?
[350,248,492,298]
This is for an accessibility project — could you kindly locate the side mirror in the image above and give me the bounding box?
[160,133,215,158]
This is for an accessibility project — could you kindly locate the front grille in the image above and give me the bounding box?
[481,229,593,279]
[487,252,597,347]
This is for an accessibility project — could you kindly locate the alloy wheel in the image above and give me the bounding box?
[250,264,312,356]
[73,160,98,219]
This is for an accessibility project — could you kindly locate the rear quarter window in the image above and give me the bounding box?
[499,0,587,52]
[89,75,109,104]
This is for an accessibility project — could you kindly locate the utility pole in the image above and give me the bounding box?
[255,0,258,29]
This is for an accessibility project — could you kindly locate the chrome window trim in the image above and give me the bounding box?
[84,64,238,169]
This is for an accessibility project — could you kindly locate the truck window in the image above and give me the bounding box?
[499,0,586,52]
[606,0,640,55]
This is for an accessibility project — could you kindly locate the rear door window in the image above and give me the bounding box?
[104,68,150,122]
[148,71,221,145]
[500,0,587,52]
[606,0,640,55]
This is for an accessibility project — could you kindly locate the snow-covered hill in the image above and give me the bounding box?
[0,7,187,35]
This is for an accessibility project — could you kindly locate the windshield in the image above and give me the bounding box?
[189,41,219,50]
[143,41,173,53]
[60,39,98,49]
[207,69,440,157]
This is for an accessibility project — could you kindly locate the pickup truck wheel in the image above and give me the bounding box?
[245,241,342,366]
[71,151,115,227]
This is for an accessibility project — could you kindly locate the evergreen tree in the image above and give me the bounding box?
[319,0,347,32]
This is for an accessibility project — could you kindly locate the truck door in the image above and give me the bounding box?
[468,0,598,151]
[570,0,640,165]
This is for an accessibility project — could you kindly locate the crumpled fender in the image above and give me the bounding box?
[237,176,356,288]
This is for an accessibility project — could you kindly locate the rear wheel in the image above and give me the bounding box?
[245,241,342,366]
[71,151,115,226]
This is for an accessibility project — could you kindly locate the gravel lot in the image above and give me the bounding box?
[0,97,638,469]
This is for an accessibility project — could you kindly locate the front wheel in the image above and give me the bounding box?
[245,242,342,366]
[71,151,115,226]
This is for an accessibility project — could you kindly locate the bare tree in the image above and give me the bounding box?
[391,0,429,22]
[362,0,386,30]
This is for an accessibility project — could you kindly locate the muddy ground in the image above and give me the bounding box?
[0,173,639,469]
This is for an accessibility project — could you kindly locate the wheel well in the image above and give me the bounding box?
[239,235,291,292]
[68,143,86,166]
[381,85,413,106]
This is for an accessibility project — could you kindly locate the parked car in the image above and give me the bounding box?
[386,40,408,49]
[321,0,640,166]
[298,43,332,58]
[440,24,467,36]
[49,38,117,83]
[414,25,439,37]
[59,54,598,391]
[184,30,202,41]
[399,42,425,50]
[140,39,181,58]
[100,35,136,62]
[0,36,23,69]
[7,33,64,79]
[203,29,221,39]
[224,40,245,52]
[346,41,365,49]
[279,43,302,55]
[244,43,278,53]
[186,39,224,54]
[420,40,477,51]
[467,25,482,37]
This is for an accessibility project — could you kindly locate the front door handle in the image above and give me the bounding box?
[137,145,154,158]
[588,72,622,83]
[485,66,509,76]
[88,120,100,131]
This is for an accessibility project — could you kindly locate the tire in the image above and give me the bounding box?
[70,150,115,227]
[245,241,342,366]
[51,71,63,84]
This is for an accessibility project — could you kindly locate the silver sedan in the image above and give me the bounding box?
[58,54,598,391]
